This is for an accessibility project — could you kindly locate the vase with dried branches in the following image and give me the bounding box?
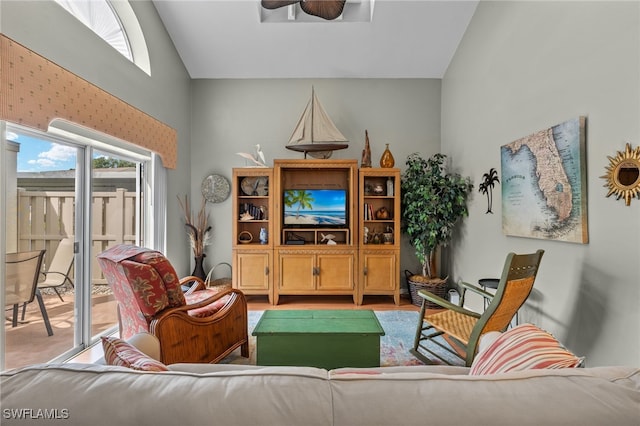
[177,195,212,280]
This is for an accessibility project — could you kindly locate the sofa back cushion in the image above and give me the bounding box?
[1,365,334,426]
[2,364,639,426]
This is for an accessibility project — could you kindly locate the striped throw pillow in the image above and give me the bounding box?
[469,323,584,375]
[101,336,168,372]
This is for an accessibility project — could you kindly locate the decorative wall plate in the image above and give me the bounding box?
[201,174,231,203]
[240,176,269,196]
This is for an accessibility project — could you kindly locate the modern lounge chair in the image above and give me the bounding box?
[37,238,74,302]
[97,244,249,365]
[5,249,54,336]
[411,250,544,366]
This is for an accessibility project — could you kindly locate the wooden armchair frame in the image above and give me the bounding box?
[99,245,249,365]
[151,277,249,365]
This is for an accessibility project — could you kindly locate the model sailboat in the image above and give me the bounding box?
[286,87,348,159]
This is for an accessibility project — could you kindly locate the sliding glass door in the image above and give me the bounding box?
[2,123,151,371]
[3,128,81,370]
[89,149,144,339]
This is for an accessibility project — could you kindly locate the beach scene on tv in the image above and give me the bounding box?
[283,189,347,226]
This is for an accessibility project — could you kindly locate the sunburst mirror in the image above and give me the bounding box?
[601,143,640,206]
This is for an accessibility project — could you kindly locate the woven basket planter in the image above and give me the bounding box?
[405,271,448,308]
[205,262,233,293]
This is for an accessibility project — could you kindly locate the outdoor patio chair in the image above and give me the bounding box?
[37,238,74,302]
[411,250,544,366]
[97,244,249,365]
[5,249,54,336]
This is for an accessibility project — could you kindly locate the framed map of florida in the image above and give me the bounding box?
[501,117,588,243]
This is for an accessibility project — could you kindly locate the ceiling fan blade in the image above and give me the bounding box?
[300,0,346,20]
[261,0,300,10]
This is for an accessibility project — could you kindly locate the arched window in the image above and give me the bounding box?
[54,0,150,75]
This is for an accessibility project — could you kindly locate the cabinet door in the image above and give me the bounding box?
[235,252,270,290]
[362,252,396,291]
[279,254,315,291]
[317,254,354,290]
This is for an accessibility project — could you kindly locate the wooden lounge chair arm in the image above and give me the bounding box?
[180,276,206,293]
[150,288,248,364]
[155,289,240,320]
[458,280,494,299]
[417,289,481,318]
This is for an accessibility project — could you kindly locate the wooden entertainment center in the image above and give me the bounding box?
[232,159,400,305]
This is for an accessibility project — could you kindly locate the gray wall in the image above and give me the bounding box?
[190,79,441,274]
[0,0,193,271]
[442,1,640,366]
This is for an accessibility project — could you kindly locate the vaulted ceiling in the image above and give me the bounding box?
[152,0,479,79]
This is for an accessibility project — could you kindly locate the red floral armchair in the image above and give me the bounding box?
[97,244,249,364]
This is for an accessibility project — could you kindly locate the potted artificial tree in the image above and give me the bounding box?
[401,152,473,307]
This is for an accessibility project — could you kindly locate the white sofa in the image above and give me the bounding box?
[2,360,639,425]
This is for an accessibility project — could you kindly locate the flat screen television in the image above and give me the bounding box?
[283,189,347,227]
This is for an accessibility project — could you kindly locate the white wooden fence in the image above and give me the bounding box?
[15,188,138,284]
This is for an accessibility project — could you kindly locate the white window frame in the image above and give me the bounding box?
[54,0,151,75]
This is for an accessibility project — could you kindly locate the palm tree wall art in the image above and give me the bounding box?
[479,168,500,214]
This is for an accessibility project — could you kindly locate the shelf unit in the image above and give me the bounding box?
[231,161,401,306]
[358,168,401,305]
[273,159,358,305]
[232,168,274,304]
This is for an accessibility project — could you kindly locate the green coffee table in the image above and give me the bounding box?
[252,310,385,369]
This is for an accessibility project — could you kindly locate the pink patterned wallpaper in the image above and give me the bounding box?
[0,35,177,169]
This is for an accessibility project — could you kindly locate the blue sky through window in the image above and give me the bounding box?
[8,133,77,173]
[7,133,120,173]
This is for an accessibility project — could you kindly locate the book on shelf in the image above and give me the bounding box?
[364,203,374,220]
[240,203,266,220]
